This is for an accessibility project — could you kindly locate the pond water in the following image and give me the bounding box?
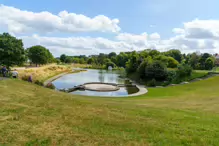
[52,69,139,97]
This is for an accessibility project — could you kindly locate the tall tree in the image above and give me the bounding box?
[27,45,54,66]
[165,49,182,63]
[108,52,117,59]
[60,54,67,63]
[0,33,26,67]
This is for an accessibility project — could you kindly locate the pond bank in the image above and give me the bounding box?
[44,69,86,86]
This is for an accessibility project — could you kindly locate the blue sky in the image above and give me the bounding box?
[1,0,219,56]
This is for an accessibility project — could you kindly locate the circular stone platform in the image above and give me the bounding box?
[83,82,120,92]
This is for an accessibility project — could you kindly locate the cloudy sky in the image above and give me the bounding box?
[0,0,219,56]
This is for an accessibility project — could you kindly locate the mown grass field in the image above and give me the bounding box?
[1,75,219,145]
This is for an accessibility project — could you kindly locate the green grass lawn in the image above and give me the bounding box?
[1,77,219,145]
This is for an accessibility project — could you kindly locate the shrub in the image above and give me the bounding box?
[167,70,177,82]
[35,80,43,86]
[147,78,156,87]
[105,61,116,69]
[177,64,192,78]
[145,60,168,81]
[46,83,56,89]
[167,57,179,68]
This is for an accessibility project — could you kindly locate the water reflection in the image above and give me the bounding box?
[52,69,139,97]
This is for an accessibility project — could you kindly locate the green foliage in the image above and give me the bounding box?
[205,57,214,70]
[147,78,156,87]
[27,45,54,66]
[167,70,177,82]
[177,64,193,78]
[167,57,179,68]
[60,54,67,62]
[165,49,182,63]
[108,52,116,58]
[137,57,152,78]
[126,51,140,73]
[0,33,26,67]
[87,58,95,64]
[55,58,61,64]
[145,60,168,80]
[105,61,116,69]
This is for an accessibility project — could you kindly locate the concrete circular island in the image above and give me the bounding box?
[83,82,120,92]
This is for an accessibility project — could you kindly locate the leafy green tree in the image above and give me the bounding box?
[65,57,73,63]
[145,60,167,80]
[176,64,192,78]
[108,52,117,59]
[87,58,95,64]
[0,33,26,67]
[60,54,67,63]
[116,52,129,67]
[167,57,179,68]
[154,55,169,65]
[189,53,200,69]
[165,49,182,63]
[205,57,215,70]
[137,57,152,79]
[79,58,86,64]
[105,61,116,69]
[148,50,160,58]
[27,45,54,66]
[126,51,140,73]
[97,53,106,65]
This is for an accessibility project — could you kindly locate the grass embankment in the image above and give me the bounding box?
[1,76,219,145]
[17,64,85,85]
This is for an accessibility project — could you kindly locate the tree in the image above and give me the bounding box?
[105,61,116,69]
[167,57,179,68]
[149,50,160,58]
[60,54,67,63]
[199,53,211,69]
[205,57,214,70]
[165,49,182,63]
[137,57,152,79]
[97,53,106,65]
[188,53,200,69]
[116,52,129,67]
[27,45,54,66]
[65,57,73,63]
[176,64,192,78]
[126,51,140,73]
[87,58,95,64]
[0,33,26,67]
[108,52,117,59]
[145,60,167,80]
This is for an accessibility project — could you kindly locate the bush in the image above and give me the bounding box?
[167,57,179,68]
[145,60,168,80]
[167,70,177,82]
[35,80,43,86]
[46,83,56,89]
[177,64,192,78]
[105,61,116,69]
[147,78,156,87]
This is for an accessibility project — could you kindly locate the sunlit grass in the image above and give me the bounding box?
[1,75,219,145]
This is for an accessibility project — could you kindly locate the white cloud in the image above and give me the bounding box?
[0,4,120,34]
[173,28,185,34]
[1,4,219,56]
[176,19,219,39]
[149,32,160,40]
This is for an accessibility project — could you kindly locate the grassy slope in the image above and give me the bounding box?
[1,77,219,145]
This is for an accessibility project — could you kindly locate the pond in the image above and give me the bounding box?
[52,69,139,97]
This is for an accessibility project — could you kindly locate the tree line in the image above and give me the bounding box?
[0,32,217,86]
[0,33,54,68]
